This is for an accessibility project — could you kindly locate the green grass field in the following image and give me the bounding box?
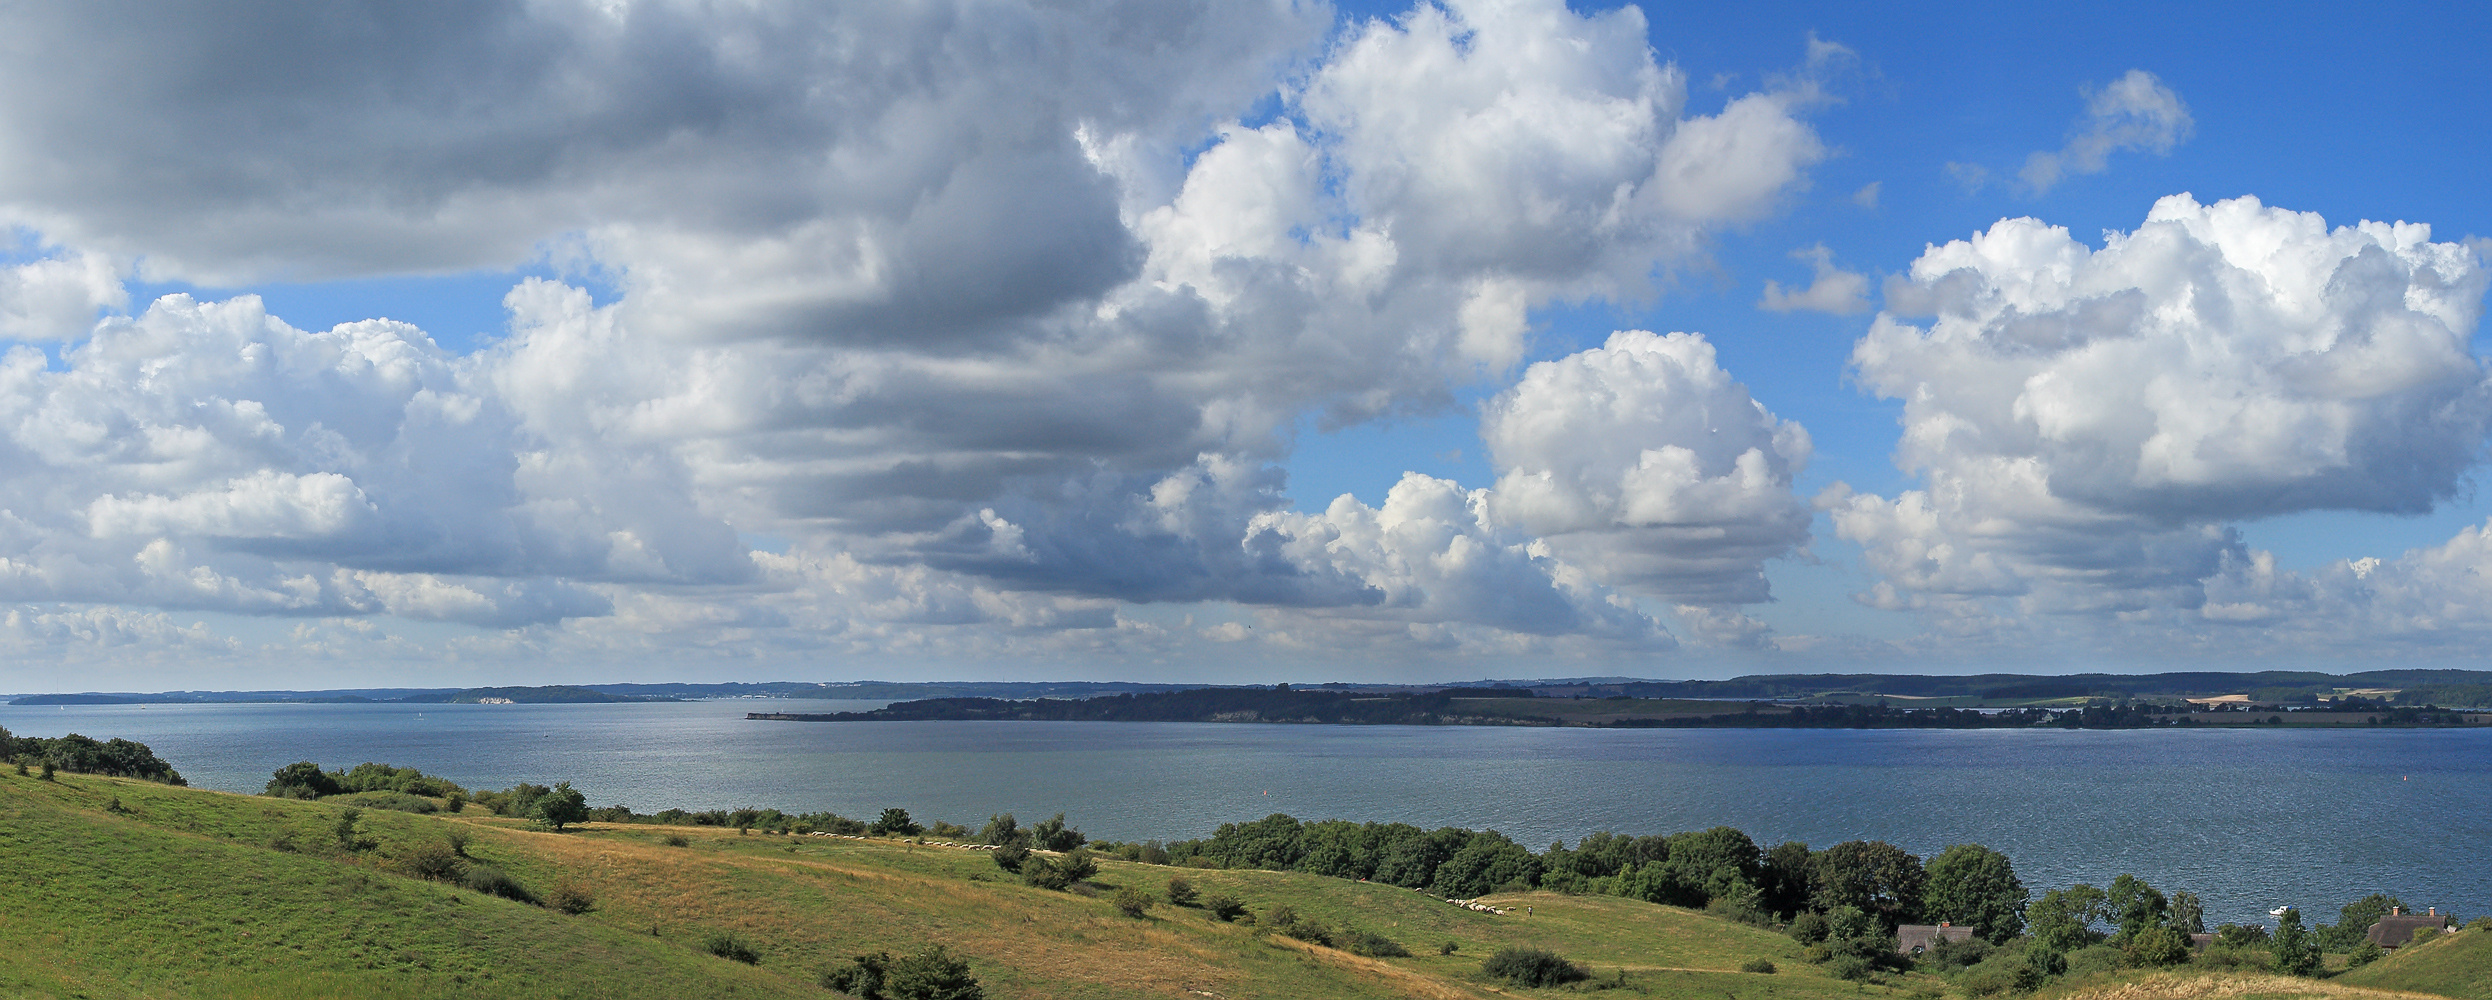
[7,768,2483,1000]
[0,768,1913,999]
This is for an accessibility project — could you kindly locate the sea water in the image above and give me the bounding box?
[4,698,2483,928]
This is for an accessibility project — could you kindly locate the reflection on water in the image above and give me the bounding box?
[4,698,2484,927]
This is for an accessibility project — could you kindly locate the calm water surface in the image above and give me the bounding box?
[5,698,2483,928]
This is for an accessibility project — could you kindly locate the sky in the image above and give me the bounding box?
[3,0,2491,691]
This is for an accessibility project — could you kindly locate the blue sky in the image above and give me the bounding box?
[1,0,2489,689]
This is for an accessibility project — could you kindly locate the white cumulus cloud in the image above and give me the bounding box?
[2020,69,2193,193]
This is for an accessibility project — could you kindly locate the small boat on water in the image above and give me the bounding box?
[2270,906,2291,916]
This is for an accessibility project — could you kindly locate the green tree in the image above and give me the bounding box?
[978,813,1024,846]
[1759,841,1813,918]
[884,945,984,1000]
[1113,886,1153,918]
[2127,926,2191,967]
[2271,908,2320,976]
[1165,876,1199,907]
[2168,890,2205,934]
[1811,840,1926,929]
[1923,844,2028,944]
[2027,884,2108,953]
[2323,893,2402,952]
[1030,813,1085,852]
[532,781,590,832]
[873,808,923,837]
[266,760,342,799]
[2106,874,2169,945]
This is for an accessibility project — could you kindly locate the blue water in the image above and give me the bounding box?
[4,698,2484,928]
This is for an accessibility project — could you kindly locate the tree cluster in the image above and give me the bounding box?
[0,726,184,784]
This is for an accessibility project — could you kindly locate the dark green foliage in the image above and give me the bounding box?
[2271,907,2320,976]
[1916,935,1991,973]
[2347,939,2384,968]
[663,833,691,847]
[703,931,760,965]
[461,863,539,905]
[335,761,464,798]
[1345,931,1409,958]
[2213,922,2268,948]
[1923,844,2027,944]
[2321,893,2403,952]
[1021,849,1097,890]
[331,807,377,853]
[266,760,342,798]
[1428,828,1541,898]
[2027,883,2109,953]
[2024,939,2068,978]
[977,813,1023,846]
[1822,905,1892,963]
[1759,840,1812,918]
[338,790,438,814]
[2126,926,2191,967]
[1480,946,1589,987]
[1811,840,1925,930]
[396,839,463,881]
[822,947,986,1000]
[531,781,590,831]
[1112,886,1152,918]
[1165,876,1198,906]
[1261,906,1336,947]
[2106,874,2169,945]
[1787,911,1829,944]
[1439,941,1459,956]
[1741,958,1777,974]
[928,820,969,839]
[2168,890,2205,934]
[1204,893,1246,921]
[873,807,923,837]
[992,841,1029,873]
[1030,813,1084,852]
[1,730,184,784]
[1826,955,1877,981]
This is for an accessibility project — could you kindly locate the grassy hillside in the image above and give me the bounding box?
[2336,925,2492,999]
[0,768,1914,999]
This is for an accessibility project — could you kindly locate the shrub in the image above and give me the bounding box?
[704,932,760,965]
[929,820,970,839]
[460,864,539,905]
[1741,958,1777,974]
[1799,944,1832,964]
[1788,911,1830,944]
[1920,935,1992,972]
[550,881,596,915]
[2470,917,2491,932]
[1827,955,1877,981]
[1346,931,1409,958]
[443,829,472,857]
[1482,947,1589,988]
[1166,876,1199,907]
[1205,894,1246,922]
[2063,944,2125,979]
[1439,941,1459,956]
[444,790,466,812]
[340,790,437,814]
[38,762,55,781]
[992,842,1030,873]
[1113,887,1153,919]
[264,761,340,798]
[397,840,463,881]
[332,808,377,853]
[663,833,692,847]
[823,946,984,1000]
[2125,926,2191,968]
[872,808,923,837]
[2347,939,2383,968]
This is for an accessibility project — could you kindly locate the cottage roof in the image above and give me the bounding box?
[1896,924,1977,955]
[2370,913,2451,948]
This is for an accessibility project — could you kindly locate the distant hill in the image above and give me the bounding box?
[399,685,670,705]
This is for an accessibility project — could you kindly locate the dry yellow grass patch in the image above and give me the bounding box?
[2054,971,2457,1000]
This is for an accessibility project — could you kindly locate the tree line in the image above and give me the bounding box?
[0,725,184,784]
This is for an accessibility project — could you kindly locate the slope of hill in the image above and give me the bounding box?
[2337,924,2492,1000]
[0,768,1905,999]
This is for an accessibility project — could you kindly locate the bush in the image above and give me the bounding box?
[2347,939,2383,968]
[550,881,596,915]
[2126,926,2191,967]
[1023,849,1097,890]
[339,790,437,814]
[1205,894,1246,922]
[443,829,471,857]
[1920,935,1992,972]
[872,808,923,837]
[265,760,341,798]
[461,864,539,905]
[1483,947,1589,988]
[992,842,1030,873]
[332,807,377,853]
[1788,911,1830,944]
[823,946,984,1000]
[1439,941,1459,956]
[704,932,760,965]
[1827,955,1877,981]
[1166,876,1199,907]
[663,833,691,847]
[2063,943,2125,979]
[444,790,466,812]
[1113,887,1153,919]
[1741,958,1777,974]
[397,840,464,881]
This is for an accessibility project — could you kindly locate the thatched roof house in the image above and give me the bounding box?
[1895,923,1976,955]
[2369,907,2452,948]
